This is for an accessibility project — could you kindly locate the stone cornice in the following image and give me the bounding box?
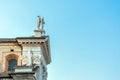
[0,38,16,43]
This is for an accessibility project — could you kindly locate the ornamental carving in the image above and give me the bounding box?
[22,56,29,65]
[33,56,41,64]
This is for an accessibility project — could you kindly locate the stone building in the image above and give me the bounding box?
[0,16,51,80]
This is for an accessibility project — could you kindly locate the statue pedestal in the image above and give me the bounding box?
[34,30,45,37]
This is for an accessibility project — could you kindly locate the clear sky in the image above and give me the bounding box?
[0,0,120,80]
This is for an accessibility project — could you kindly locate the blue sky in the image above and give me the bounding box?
[0,0,120,80]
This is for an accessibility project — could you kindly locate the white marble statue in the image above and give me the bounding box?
[36,16,41,30]
[41,17,45,30]
[36,16,45,30]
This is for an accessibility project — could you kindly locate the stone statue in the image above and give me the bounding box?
[41,17,45,30]
[36,16,45,30]
[36,16,41,30]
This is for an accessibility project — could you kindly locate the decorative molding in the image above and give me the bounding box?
[33,55,41,64]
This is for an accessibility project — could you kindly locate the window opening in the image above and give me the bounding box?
[8,59,17,71]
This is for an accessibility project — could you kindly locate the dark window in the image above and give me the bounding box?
[11,49,14,52]
[8,59,17,71]
[38,42,40,44]
[22,42,25,44]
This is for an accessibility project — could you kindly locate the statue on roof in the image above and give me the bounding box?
[41,17,45,30]
[36,16,41,30]
[36,16,45,30]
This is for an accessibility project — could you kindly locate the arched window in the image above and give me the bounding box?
[8,59,17,71]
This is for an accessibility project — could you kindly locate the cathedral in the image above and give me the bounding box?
[0,16,51,80]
